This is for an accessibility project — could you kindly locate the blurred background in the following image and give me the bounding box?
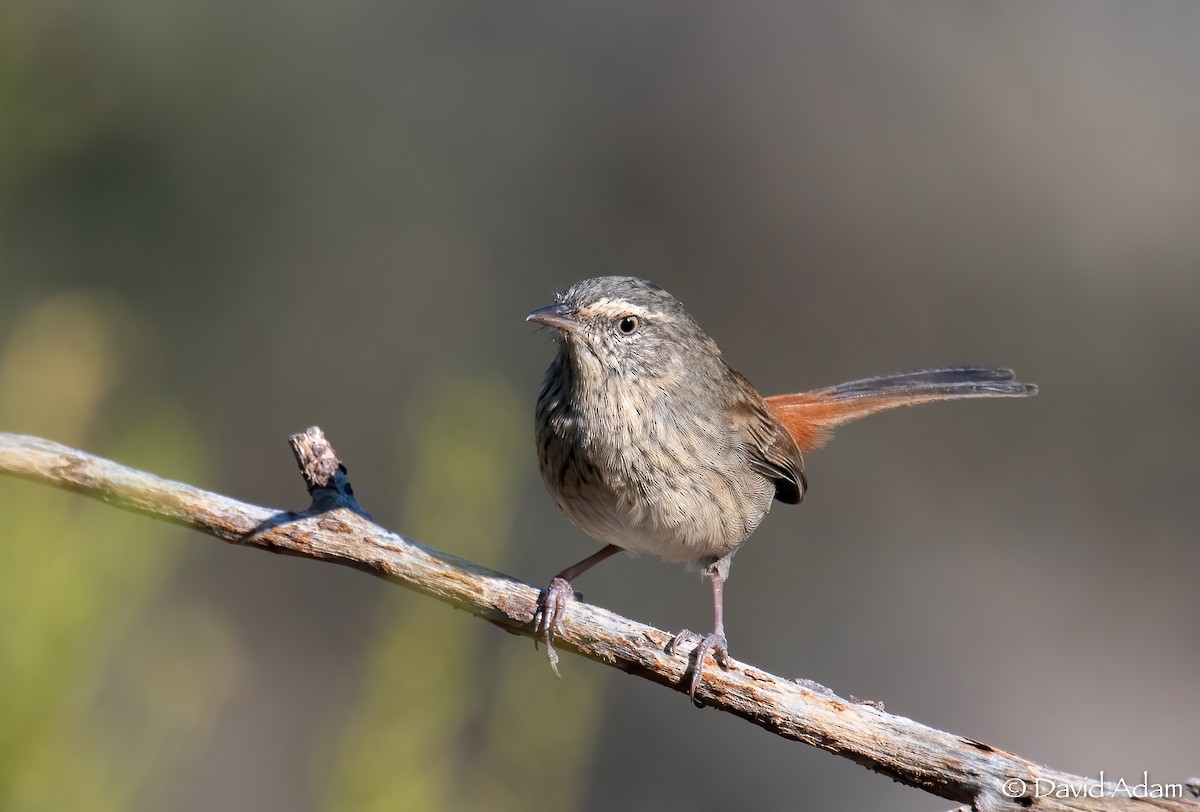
[1,2,1198,810]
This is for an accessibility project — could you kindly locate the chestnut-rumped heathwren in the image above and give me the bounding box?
[528,276,1036,700]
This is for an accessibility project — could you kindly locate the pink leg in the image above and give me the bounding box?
[534,544,623,676]
[666,564,731,703]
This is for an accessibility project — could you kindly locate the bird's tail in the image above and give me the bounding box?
[763,367,1037,452]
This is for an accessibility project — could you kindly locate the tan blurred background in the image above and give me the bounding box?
[1,2,1198,810]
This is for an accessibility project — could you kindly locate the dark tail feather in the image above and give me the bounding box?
[764,367,1037,451]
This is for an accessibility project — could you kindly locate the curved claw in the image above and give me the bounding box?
[533,576,576,677]
[667,628,730,703]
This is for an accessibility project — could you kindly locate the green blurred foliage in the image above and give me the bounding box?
[326,377,603,812]
[0,293,238,812]
[0,3,95,201]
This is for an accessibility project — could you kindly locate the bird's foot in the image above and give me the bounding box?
[666,628,729,703]
[533,576,577,677]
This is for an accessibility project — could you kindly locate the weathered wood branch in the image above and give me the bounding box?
[0,429,1193,812]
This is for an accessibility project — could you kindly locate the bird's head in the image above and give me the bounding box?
[527,276,721,380]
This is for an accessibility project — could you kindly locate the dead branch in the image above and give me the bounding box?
[0,429,1192,812]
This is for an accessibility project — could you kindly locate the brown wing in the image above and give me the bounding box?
[726,370,807,504]
[764,367,1037,452]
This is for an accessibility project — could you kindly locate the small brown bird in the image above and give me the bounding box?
[528,276,1036,699]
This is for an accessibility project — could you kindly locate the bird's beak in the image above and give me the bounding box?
[526,302,580,335]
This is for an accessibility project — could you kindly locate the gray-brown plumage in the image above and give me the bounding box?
[528,276,1036,699]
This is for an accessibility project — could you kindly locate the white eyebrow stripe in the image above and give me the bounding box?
[587,299,658,319]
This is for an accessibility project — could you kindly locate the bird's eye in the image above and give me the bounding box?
[616,315,640,335]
